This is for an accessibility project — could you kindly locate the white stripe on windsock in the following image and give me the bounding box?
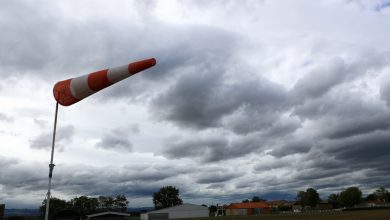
[107,65,130,84]
[70,74,95,100]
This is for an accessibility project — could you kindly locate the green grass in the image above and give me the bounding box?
[176,209,390,220]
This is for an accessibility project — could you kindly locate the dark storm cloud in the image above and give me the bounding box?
[0,158,46,192]
[0,1,181,78]
[95,127,133,152]
[325,131,390,169]
[162,132,274,162]
[70,22,238,104]
[162,136,229,162]
[269,139,312,158]
[30,125,74,151]
[0,157,190,204]
[0,1,58,73]
[152,67,290,133]
[3,0,390,208]
[55,164,189,197]
[1,0,242,108]
[323,113,390,139]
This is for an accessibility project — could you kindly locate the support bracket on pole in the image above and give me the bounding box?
[49,164,55,178]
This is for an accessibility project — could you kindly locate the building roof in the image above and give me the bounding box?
[145,204,208,214]
[266,200,287,206]
[226,202,269,209]
[87,211,130,218]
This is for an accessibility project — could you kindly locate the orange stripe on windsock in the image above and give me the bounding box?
[53,79,80,106]
[88,69,111,91]
[53,58,156,106]
[129,58,156,75]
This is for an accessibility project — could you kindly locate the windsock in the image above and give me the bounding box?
[53,58,156,106]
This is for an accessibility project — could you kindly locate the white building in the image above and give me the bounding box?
[141,204,209,220]
[87,211,130,220]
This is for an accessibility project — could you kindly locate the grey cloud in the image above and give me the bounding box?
[325,131,390,168]
[269,139,312,158]
[253,157,294,171]
[130,124,140,134]
[196,170,241,184]
[278,135,390,190]
[95,127,133,152]
[322,113,390,139]
[152,71,227,128]
[30,125,74,151]
[0,1,59,73]
[375,1,390,11]
[34,118,48,128]
[0,155,18,167]
[292,53,390,100]
[152,69,289,133]
[293,87,390,139]
[380,77,390,108]
[162,133,269,162]
[3,0,390,209]
[162,136,229,162]
[79,23,239,104]
[0,158,47,194]
[0,157,191,206]
[293,57,347,99]
[0,113,14,122]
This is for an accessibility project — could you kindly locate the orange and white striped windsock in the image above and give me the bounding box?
[53,58,156,106]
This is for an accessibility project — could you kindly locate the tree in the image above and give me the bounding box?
[328,193,340,209]
[305,188,320,208]
[296,191,306,207]
[242,199,250,203]
[374,187,389,202]
[68,196,99,214]
[39,197,67,218]
[153,186,183,210]
[365,194,376,201]
[339,187,362,208]
[208,205,217,216]
[252,196,260,202]
[98,196,114,210]
[113,195,129,212]
[296,188,320,208]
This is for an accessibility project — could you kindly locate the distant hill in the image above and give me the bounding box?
[4,207,154,217]
[5,209,40,217]
[128,207,154,212]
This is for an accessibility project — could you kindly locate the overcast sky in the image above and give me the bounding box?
[1,0,390,209]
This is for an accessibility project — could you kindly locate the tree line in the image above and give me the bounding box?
[297,186,390,209]
[328,186,390,208]
[39,195,129,218]
[39,185,390,219]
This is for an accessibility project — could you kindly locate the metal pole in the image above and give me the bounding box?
[45,101,59,220]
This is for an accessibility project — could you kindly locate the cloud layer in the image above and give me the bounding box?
[1,0,390,208]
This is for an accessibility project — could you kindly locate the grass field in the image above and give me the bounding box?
[177,209,390,220]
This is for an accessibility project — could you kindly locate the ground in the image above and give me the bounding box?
[175,209,390,220]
